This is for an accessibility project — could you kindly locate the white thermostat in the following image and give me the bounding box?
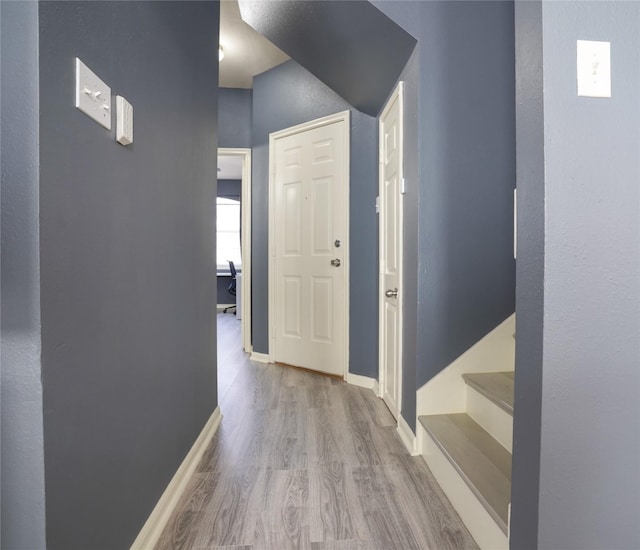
[116,96,133,145]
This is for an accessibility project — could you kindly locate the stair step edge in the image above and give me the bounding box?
[462,372,514,416]
[418,413,510,534]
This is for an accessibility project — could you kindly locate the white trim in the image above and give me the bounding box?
[130,407,222,550]
[466,386,513,452]
[250,352,270,364]
[268,110,351,378]
[419,426,508,550]
[416,314,516,418]
[218,148,252,352]
[216,304,235,312]
[378,81,405,420]
[346,373,379,395]
[397,414,419,456]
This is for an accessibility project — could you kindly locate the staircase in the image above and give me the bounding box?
[417,371,514,550]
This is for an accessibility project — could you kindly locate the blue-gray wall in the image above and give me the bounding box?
[218,178,241,200]
[218,88,252,148]
[373,1,517,429]
[513,2,640,549]
[238,0,416,117]
[511,1,544,547]
[0,2,47,548]
[251,59,379,378]
[414,0,516,394]
[38,2,220,548]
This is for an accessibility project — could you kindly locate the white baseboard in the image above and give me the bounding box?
[216,304,235,312]
[250,352,270,364]
[397,414,419,456]
[416,314,515,417]
[420,425,508,550]
[346,372,379,394]
[130,407,222,550]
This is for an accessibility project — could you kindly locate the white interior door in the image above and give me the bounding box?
[270,112,349,377]
[379,83,404,419]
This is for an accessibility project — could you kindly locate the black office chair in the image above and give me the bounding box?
[223,260,237,314]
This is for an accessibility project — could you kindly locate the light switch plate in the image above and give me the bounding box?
[75,58,112,129]
[577,40,611,98]
[116,96,133,145]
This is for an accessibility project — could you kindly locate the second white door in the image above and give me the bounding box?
[379,83,404,419]
[270,112,349,377]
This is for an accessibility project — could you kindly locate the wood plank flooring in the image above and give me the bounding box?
[155,314,478,550]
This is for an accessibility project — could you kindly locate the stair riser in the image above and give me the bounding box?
[466,386,513,452]
[420,427,509,550]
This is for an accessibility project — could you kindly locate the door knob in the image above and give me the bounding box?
[385,288,398,298]
[330,259,341,267]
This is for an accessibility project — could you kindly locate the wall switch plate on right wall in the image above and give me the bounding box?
[577,40,611,98]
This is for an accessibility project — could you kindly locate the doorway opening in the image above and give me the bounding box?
[217,148,252,353]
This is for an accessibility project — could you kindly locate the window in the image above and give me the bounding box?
[216,197,241,272]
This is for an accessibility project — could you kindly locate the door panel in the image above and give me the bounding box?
[283,276,303,340]
[273,116,348,376]
[284,182,303,255]
[311,177,333,254]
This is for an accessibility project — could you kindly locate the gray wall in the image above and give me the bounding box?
[0,2,47,548]
[218,88,252,148]
[218,178,241,200]
[414,0,516,391]
[372,1,516,430]
[251,59,379,378]
[238,0,416,116]
[530,2,639,548]
[511,1,544,547]
[38,2,220,548]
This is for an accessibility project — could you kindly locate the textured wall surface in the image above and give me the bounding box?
[537,3,640,549]
[38,2,220,548]
[510,2,544,548]
[414,0,516,388]
[218,88,252,148]
[239,0,416,116]
[0,2,47,548]
[251,60,378,377]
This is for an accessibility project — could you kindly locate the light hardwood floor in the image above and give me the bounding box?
[155,314,479,550]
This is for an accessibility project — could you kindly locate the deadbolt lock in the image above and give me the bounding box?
[334,239,341,248]
[385,288,398,298]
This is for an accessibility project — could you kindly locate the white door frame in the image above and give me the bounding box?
[378,82,404,417]
[218,147,252,352]
[268,111,350,378]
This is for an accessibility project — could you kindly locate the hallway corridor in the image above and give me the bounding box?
[155,314,478,550]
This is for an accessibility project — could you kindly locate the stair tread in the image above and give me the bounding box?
[462,371,514,415]
[419,413,511,533]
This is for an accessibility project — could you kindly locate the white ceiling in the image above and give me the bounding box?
[217,155,243,180]
[219,0,290,89]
